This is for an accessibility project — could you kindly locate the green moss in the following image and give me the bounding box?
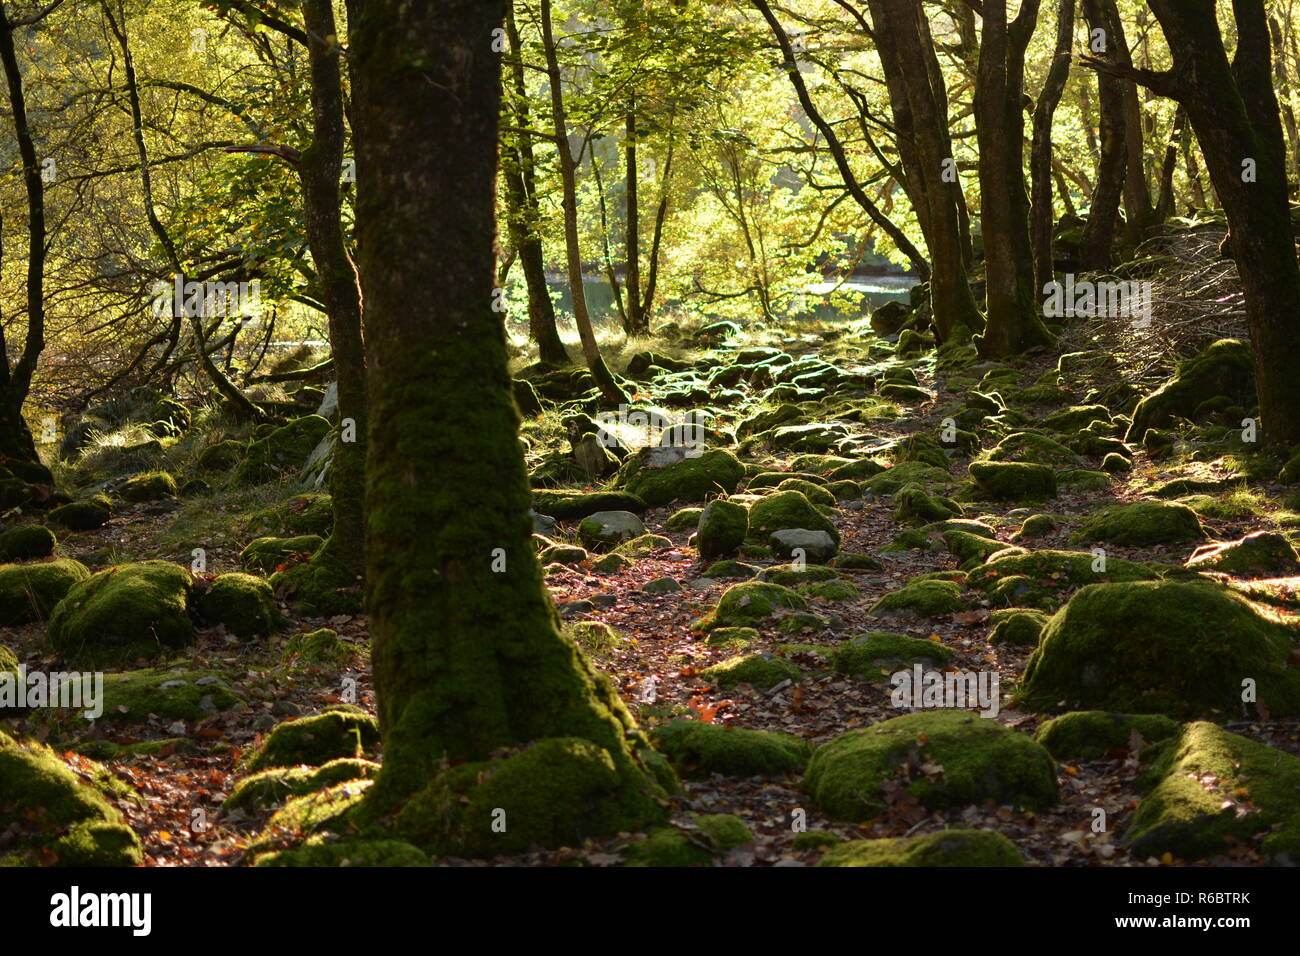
[793,830,841,851]
[269,543,363,615]
[987,608,1048,646]
[623,813,753,866]
[800,579,859,601]
[698,580,807,629]
[1074,501,1205,546]
[235,415,331,485]
[48,497,111,531]
[240,535,325,574]
[818,829,1024,867]
[243,493,334,538]
[804,712,1058,821]
[696,499,748,559]
[1013,514,1057,541]
[1034,711,1180,760]
[1124,722,1300,863]
[1186,531,1299,576]
[530,489,647,520]
[196,439,247,473]
[776,478,836,506]
[226,758,381,812]
[0,525,55,562]
[590,552,628,574]
[760,563,840,587]
[1126,339,1254,441]
[1020,580,1300,718]
[254,836,429,867]
[863,461,952,496]
[100,668,242,722]
[0,730,143,866]
[1043,405,1113,432]
[707,626,759,649]
[120,470,177,502]
[247,708,381,771]
[701,560,760,580]
[45,561,195,668]
[967,548,1160,595]
[651,720,811,778]
[282,628,359,667]
[664,507,703,532]
[869,579,963,618]
[988,431,1078,466]
[833,632,953,678]
[702,653,803,689]
[613,533,672,556]
[198,572,282,638]
[617,449,745,507]
[747,490,839,544]
[0,559,90,625]
[833,553,884,571]
[567,621,623,654]
[968,462,1056,501]
[895,484,963,524]
[0,643,16,677]
[944,529,1018,569]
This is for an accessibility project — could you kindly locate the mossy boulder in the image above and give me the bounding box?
[282,627,358,667]
[1186,531,1300,577]
[706,626,759,649]
[120,470,177,502]
[988,431,1079,466]
[196,439,246,472]
[702,653,803,690]
[0,524,55,562]
[243,493,334,538]
[1019,579,1300,718]
[240,534,325,574]
[895,484,963,524]
[803,711,1058,820]
[1124,722,1300,864]
[699,580,807,630]
[1043,405,1113,433]
[700,559,760,580]
[1126,339,1254,442]
[967,548,1160,596]
[254,837,428,867]
[235,415,331,485]
[225,758,381,812]
[944,529,1017,569]
[0,731,143,866]
[800,579,859,601]
[818,829,1024,867]
[246,708,381,771]
[869,579,963,618]
[651,720,811,778]
[622,814,753,867]
[664,507,703,532]
[776,477,836,506]
[832,632,953,678]
[197,572,283,638]
[987,608,1048,646]
[758,563,840,588]
[747,490,839,545]
[45,560,195,668]
[696,498,748,560]
[613,533,672,556]
[616,449,745,507]
[0,558,91,625]
[1074,501,1205,546]
[1034,711,1180,760]
[100,667,243,722]
[48,496,111,531]
[968,462,1056,501]
[1013,514,1057,541]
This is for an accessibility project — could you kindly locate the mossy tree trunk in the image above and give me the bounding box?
[348,0,661,820]
[503,3,570,367]
[973,0,1055,358]
[299,0,366,577]
[1091,0,1300,446]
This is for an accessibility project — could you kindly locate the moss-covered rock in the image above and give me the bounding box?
[698,580,807,630]
[240,535,325,574]
[1074,501,1205,546]
[1033,711,1180,760]
[0,524,55,562]
[243,493,334,538]
[48,496,111,531]
[225,758,381,812]
[613,533,672,556]
[120,470,177,502]
[1012,514,1057,541]
[622,813,754,866]
[1186,531,1300,577]
[0,730,143,866]
[45,561,194,668]
[282,628,359,667]
[800,578,859,601]
[1124,722,1300,864]
[1100,452,1132,474]
[1019,579,1300,718]
[747,490,839,545]
[196,438,247,473]
[247,708,381,772]
[0,558,90,625]
[664,507,703,532]
[254,836,429,867]
[987,608,1048,646]
[616,448,745,507]
[651,720,811,778]
[967,548,1160,596]
[530,489,647,520]
[818,829,1024,867]
[943,529,1018,569]
[803,711,1058,820]
[1057,469,1110,491]
[702,653,803,689]
[696,498,748,560]
[706,626,759,649]
[235,415,331,485]
[700,559,760,580]
[988,431,1079,466]
[832,632,953,678]
[968,462,1056,501]
[1126,339,1254,442]
[99,667,243,722]
[1043,405,1113,433]
[758,563,840,587]
[197,572,282,638]
[776,478,836,507]
[869,579,964,618]
[895,484,963,523]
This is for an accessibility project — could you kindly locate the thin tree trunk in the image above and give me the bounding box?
[1031,0,1076,301]
[623,107,647,335]
[1078,0,1127,270]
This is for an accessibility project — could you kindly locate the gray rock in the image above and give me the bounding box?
[642,576,682,595]
[769,528,838,564]
[578,510,646,548]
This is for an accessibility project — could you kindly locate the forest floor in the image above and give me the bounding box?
[5,311,1300,867]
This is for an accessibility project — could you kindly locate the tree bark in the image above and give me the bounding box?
[1078,0,1126,270]
[1030,0,1076,301]
[348,0,664,830]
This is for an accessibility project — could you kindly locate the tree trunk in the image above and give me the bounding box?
[1128,0,1300,446]
[299,0,367,580]
[1104,0,1155,249]
[866,0,984,341]
[504,4,570,366]
[348,0,664,833]
[974,0,1053,357]
[623,108,648,336]
[539,0,626,407]
[1031,0,1076,300]
[1078,0,1127,270]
